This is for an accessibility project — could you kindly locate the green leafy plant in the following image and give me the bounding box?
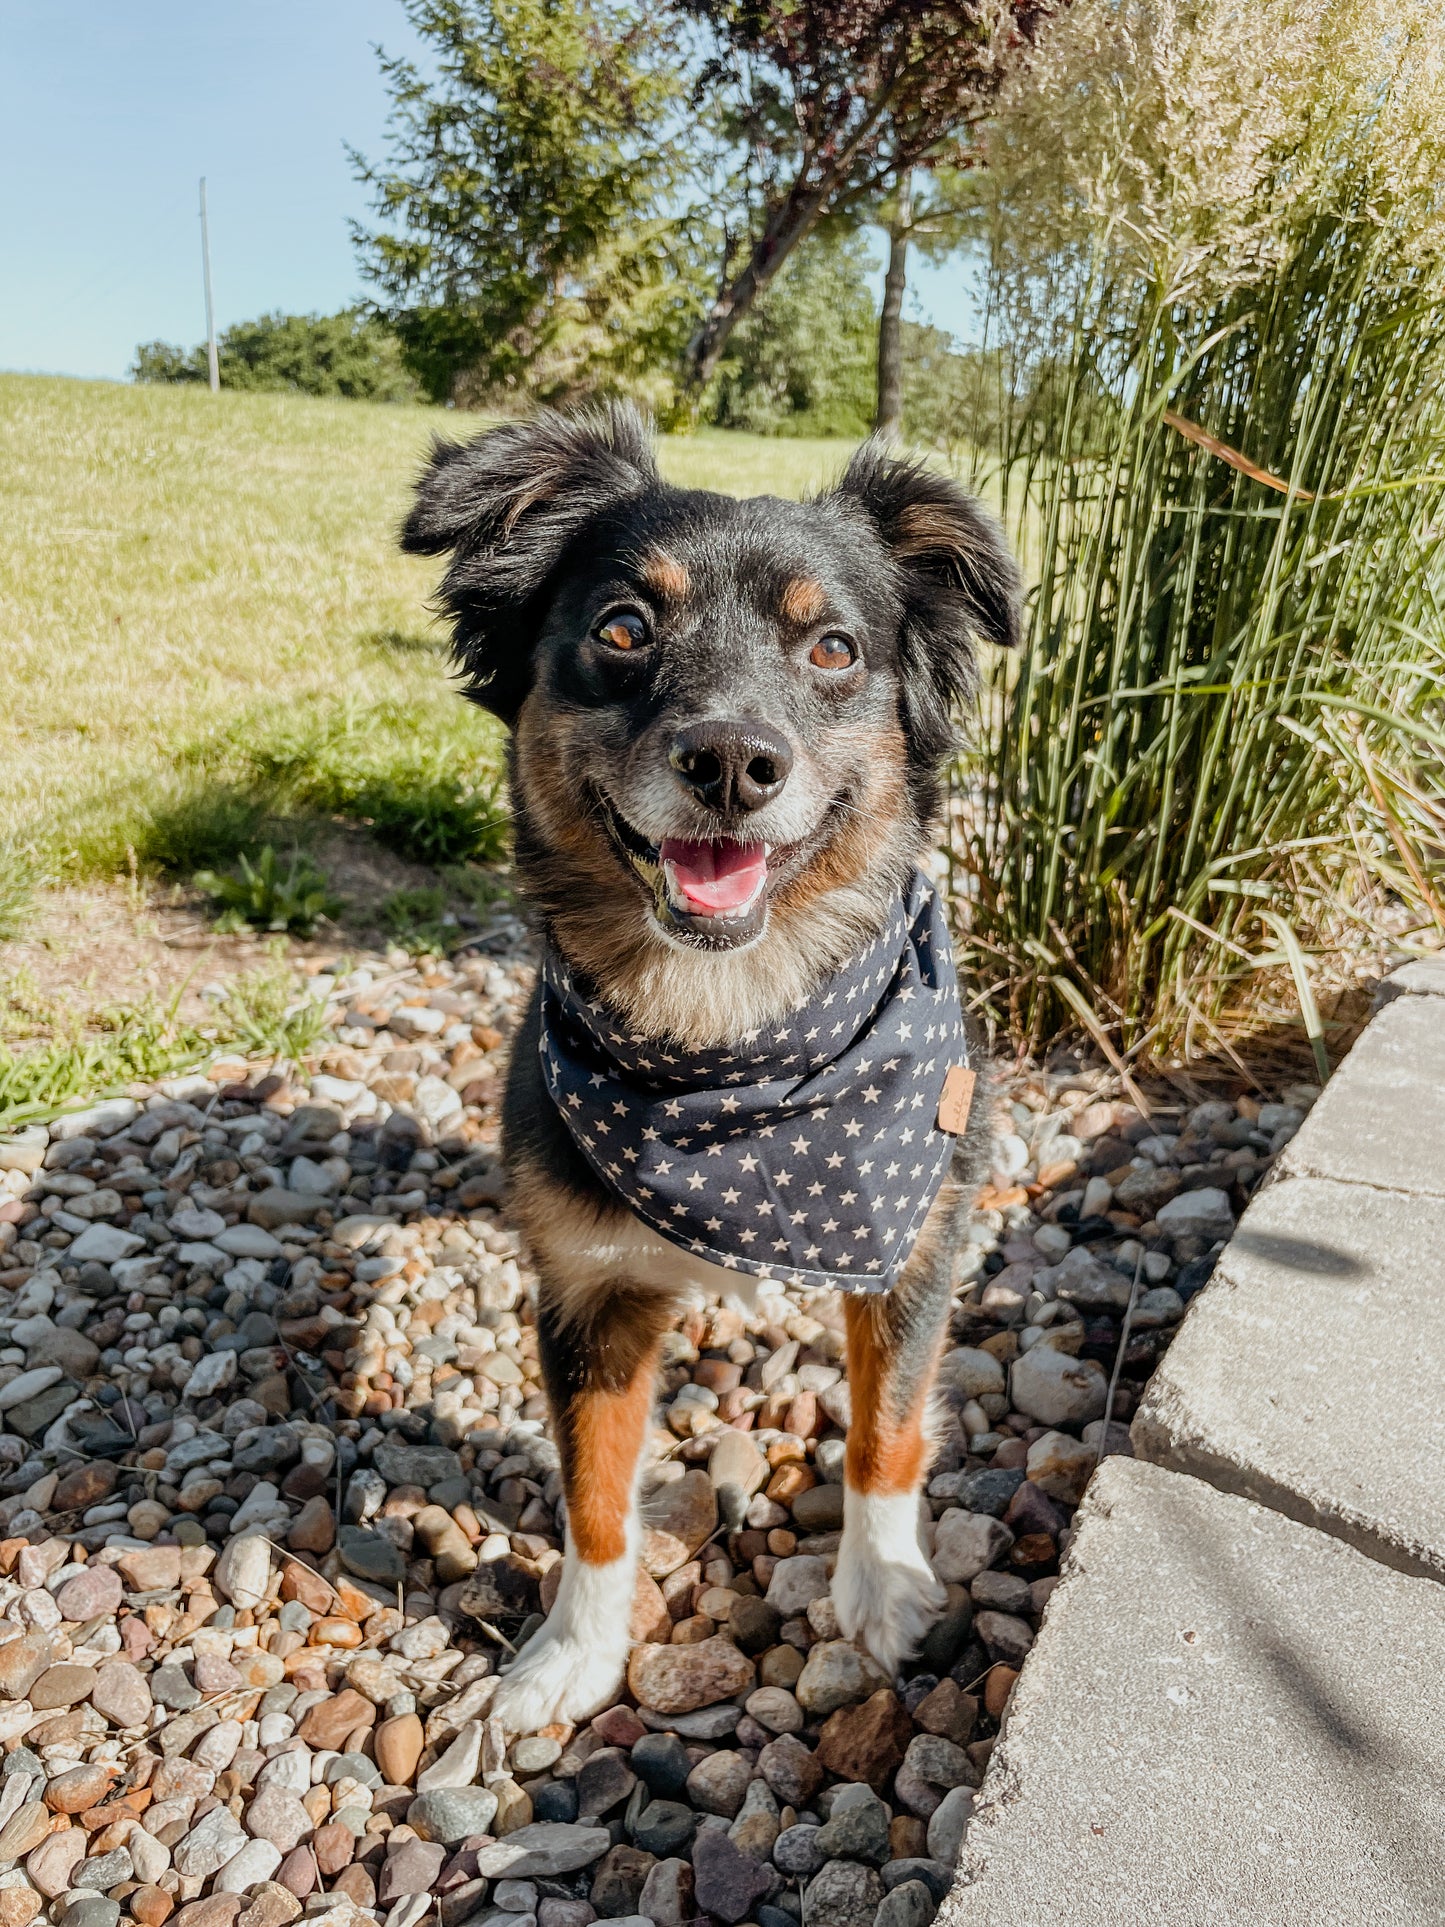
[195,846,343,936]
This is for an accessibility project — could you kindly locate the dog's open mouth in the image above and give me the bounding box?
[660,838,768,918]
[597,798,777,948]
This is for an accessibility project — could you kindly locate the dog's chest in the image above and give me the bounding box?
[540,1191,759,1311]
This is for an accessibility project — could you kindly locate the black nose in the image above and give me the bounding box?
[669,720,795,815]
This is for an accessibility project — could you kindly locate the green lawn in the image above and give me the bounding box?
[0,375,862,889]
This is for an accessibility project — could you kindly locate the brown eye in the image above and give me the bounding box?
[809,634,857,670]
[596,612,648,651]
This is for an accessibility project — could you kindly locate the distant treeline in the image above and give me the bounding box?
[132,235,994,446]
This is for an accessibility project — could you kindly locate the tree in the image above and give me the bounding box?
[132,311,420,401]
[874,170,912,438]
[873,161,984,434]
[351,0,685,404]
[674,0,1041,390]
[711,230,878,434]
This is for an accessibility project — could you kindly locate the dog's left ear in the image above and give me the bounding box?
[402,404,659,723]
[830,441,1022,769]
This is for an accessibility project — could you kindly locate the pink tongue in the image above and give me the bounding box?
[660,838,767,913]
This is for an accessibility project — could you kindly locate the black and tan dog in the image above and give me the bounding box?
[403,406,1019,1732]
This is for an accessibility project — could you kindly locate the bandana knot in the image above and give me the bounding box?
[539,871,967,1293]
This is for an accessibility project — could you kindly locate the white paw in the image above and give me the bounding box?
[491,1625,629,1733]
[832,1487,947,1677]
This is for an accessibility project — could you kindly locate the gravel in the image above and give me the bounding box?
[0,929,1310,1927]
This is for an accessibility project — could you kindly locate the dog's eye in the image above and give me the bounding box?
[596,613,648,652]
[809,634,857,671]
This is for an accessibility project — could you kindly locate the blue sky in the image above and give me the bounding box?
[0,2,980,384]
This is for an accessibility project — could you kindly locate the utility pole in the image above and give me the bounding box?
[199,177,219,393]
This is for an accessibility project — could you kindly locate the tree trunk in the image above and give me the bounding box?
[684,186,832,391]
[874,172,912,441]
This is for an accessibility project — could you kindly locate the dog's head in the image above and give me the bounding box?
[404,406,1018,1018]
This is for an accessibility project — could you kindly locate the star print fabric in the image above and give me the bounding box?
[539,871,967,1294]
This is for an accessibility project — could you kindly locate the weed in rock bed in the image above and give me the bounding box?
[195,845,344,937]
[0,855,36,943]
[0,985,212,1131]
[215,956,333,1060]
[0,954,335,1130]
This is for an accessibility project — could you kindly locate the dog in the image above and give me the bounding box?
[402,405,1020,1733]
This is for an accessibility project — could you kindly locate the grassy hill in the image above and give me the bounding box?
[0,375,862,895]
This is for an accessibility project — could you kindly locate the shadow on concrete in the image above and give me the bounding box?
[1178,1494,1445,1908]
[1228,1229,1364,1277]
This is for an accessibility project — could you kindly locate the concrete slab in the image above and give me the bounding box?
[1375,955,1445,1005]
[1279,993,1445,1198]
[1131,1176,1445,1580]
[941,1458,1445,1927]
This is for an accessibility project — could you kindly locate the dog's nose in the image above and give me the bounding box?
[669,720,794,814]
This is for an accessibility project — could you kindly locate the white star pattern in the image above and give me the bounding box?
[538,872,967,1293]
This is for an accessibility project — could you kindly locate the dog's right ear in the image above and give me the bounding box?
[402,405,659,723]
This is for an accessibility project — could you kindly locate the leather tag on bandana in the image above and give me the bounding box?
[937,1066,977,1136]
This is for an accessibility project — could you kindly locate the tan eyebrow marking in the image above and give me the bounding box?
[638,550,690,600]
[780,576,829,625]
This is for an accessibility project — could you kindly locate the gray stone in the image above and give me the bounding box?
[59,1902,120,1927]
[1155,1187,1235,1246]
[803,1861,883,1927]
[882,1861,952,1903]
[338,1525,407,1584]
[876,1881,937,1927]
[72,1847,133,1890]
[472,1824,613,1879]
[66,1224,144,1264]
[690,1826,771,1925]
[407,1786,500,1845]
[215,1223,283,1258]
[773,1825,827,1877]
[795,1641,887,1717]
[684,1750,751,1819]
[1134,1176,1445,1582]
[631,1801,697,1859]
[1278,994,1445,1198]
[494,1882,540,1914]
[764,1555,831,1616]
[636,1859,692,1927]
[1008,1347,1107,1428]
[938,1458,1445,1925]
[925,1787,975,1869]
[815,1794,890,1865]
[174,1806,249,1877]
[372,1443,465,1489]
[931,1511,1013,1585]
[904,1734,973,1790]
[213,1839,284,1893]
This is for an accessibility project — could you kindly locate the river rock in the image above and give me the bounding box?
[627,1637,753,1714]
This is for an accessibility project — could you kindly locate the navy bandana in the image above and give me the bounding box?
[538,871,967,1294]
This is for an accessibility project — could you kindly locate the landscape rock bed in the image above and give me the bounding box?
[0,925,1316,1927]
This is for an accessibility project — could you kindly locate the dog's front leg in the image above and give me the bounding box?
[832,1250,953,1676]
[490,1281,672,1735]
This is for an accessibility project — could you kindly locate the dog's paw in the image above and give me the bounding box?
[832,1488,947,1678]
[490,1624,629,1734]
